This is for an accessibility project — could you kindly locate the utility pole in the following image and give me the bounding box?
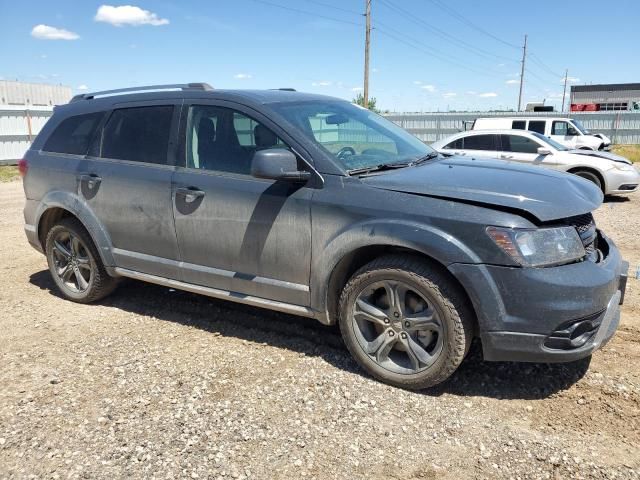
[561,68,569,112]
[517,34,527,112]
[363,0,371,109]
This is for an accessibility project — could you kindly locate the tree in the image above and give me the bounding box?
[352,92,380,113]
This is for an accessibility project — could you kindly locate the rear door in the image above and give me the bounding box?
[82,101,182,279]
[452,133,500,160]
[171,100,313,306]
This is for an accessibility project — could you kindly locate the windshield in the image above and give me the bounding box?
[570,119,591,135]
[272,100,435,171]
[530,132,569,151]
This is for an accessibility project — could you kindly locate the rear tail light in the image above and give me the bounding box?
[18,158,28,177]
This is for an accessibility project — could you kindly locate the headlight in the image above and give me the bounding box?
[486,226,585,267]
[612,162,636,172]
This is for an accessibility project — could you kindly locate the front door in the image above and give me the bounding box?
[550,120,578,149]
[171,102,313,306]
[498,133,556,168]
[81,102,181,279]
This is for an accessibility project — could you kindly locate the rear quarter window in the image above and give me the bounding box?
[42,112,104,155]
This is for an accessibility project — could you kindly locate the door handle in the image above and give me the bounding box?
[176,187,205,203]
[500,155,514,159]
[78,173,102,188]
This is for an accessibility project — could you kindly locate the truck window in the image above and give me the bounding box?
[511,120,526,130]
[528,121,546,134]
[42,112,104,155]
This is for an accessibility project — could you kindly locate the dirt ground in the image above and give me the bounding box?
[0,179,638,480]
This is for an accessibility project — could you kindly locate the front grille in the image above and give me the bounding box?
[565,213,597,260]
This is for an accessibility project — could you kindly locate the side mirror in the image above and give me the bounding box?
[251,148,311,182]
[537,147,552,156]
[567,128,578,136]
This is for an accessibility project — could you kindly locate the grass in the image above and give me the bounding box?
[611,145,640,163]
[0,166,20,182]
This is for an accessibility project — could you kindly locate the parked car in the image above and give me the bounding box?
[431,129,639,195]
[472,116,611,151]
[21,84,628,390]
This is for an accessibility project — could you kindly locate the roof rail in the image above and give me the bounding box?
[270,88,296,92]
[70,83,213,102]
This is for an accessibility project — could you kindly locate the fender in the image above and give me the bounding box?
[310,218,483,323]
[34,189,115,267]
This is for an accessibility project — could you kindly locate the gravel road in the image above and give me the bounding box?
[1,179,639,479]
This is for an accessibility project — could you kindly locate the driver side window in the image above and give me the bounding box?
[552,121,569,136]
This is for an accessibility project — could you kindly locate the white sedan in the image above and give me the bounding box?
[431,129,639,195]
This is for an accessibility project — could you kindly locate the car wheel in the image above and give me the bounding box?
[45,218,118,303]
[338,255,473,390]
[573,170,603,192]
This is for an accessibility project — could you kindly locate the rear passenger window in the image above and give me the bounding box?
[42,112,104,155]
[97,106,174,164]
[511,120,526,130]
[528,121,546,134]
[462,134,495,150]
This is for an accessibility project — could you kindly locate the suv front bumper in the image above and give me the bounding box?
[449,232,628,363]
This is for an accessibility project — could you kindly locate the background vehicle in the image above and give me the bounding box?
[432,129,639,194]
[472,117,611,151]
[21,84,627,390]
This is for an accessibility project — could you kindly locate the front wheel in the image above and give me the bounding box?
[338,255,473,390]
[572,170,603,192]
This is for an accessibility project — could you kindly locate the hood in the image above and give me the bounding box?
[361,157,603,222]
[568,149,631,164]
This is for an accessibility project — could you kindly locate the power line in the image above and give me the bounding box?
[247,0,364,27]
[378,0,519,64]
[528,52,563,78]
[299,0,363,16]
[426,0,521,49]
[374,26,502,78]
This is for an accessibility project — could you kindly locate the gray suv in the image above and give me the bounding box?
[22,83,628,389]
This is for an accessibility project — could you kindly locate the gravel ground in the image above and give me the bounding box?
[0,179,639,480]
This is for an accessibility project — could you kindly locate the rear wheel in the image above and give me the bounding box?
[338,255,473,390]
[572,169,603,192]
[45,218,118,303]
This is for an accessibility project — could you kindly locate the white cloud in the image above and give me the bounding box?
[465,90,477,95]
[420,84,436,93]
[94,5,169,27]
[442,92,457,98]
[505,79,519,85]
[77,84,89,91]
[234,73,252,80]
[40,54,48,59]
[479,92,498,98]
[311,81,332,87]
[561,76,580,84]
[31,24,79,40]
[351,87,363,92]
[413,80,422,85]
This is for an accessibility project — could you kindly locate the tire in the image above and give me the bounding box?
[572,170,603,192]
[338,255,473,390]
[45,217,118,303]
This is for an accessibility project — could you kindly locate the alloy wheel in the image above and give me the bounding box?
[51,230,93,293]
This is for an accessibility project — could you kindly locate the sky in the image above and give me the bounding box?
[1,0,638,112]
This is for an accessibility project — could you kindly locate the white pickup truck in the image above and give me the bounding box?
[472,117,611,151]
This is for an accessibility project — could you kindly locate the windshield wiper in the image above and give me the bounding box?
[346,162,412,176]
[410,151,439,166]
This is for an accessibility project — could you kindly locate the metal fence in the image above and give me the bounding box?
[0,106,53,164]
[384,111,640,145]
[1,108,639,165]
